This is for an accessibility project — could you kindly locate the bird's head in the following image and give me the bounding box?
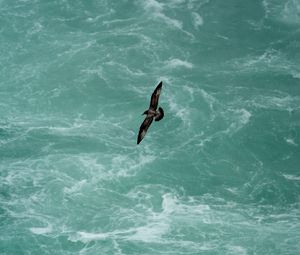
[142,110,148,115]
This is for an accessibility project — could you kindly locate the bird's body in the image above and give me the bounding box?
[137,81,164,144]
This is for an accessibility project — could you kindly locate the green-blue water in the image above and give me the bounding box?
[1,0,300,254]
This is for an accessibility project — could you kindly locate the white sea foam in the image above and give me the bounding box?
[238,109,252,125]
[156,12,183,29]
[285,138,298,146]
[128,221,169,243]
[225,108,251,134]
[168,0,186,4]
[30,225,53,235]
[70,208,170,244]
[72,231,110,242]
[291,70,300,79]
[230,49,284,74]
[64,179,87,194]
[215,33,230,40]
[230,48,300,81]
[226,245,248,255]
[107,63,145,77]
[244,50,278,67]
[283,174,300,181]
[111,153,156,178]
[192,12,204,28]
[27,22,43,36]
[251,94,300,111]
[164,193,210,216]
[144,0,164,12]
[70,223,169,244]
[165,58,193,69]
[200,89,218,112]
[167,95,191,127]
[281,0,300,24]
[183,85,196,102]
[262,0,300,24]
[69,193,210,245]
[142,0,183,29]
[80,66,105,78]
[262,0,272,18]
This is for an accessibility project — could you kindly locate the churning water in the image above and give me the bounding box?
[1,0,300,254]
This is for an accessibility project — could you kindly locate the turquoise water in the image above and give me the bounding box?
[1,0,300,254]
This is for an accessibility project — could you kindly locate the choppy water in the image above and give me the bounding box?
[1,0,300,254]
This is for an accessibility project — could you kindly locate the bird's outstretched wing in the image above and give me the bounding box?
[137,116,153,144]
[149,81,162,110]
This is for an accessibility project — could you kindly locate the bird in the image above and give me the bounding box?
[137,81,164,144]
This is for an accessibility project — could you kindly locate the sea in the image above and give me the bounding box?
[0,0,300,254]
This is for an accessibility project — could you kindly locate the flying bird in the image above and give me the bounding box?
[137,81,164,144]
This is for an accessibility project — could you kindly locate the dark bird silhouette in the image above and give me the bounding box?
[137,81,164,144]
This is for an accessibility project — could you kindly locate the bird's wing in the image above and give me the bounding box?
[137,116,153,144]
[149,81,162,110]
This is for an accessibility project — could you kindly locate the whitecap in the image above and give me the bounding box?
[192,12,204,28]
[239,109,252,124]
[165,58,193,69]
[73,231,109,242]
[281,0,300,24]
[80,66,105,78]
[85,10,116,23]
[262,0,272,19]
[250,94,300,111]
[69,193,178,244]
[142,0,183,29]
[27,22,43,36]
[226,245,248,255]
[285,138,298,146]
[128,221,170,243]
[165,193,210,216]
[126,194,180,243]
[156,12,183,29]
[283,174,300,181]
[71,224,168,244]
[64,179,87,194]
[107,63,145,77]
[167,95,191,126]
[200,89,218,112]
[30,225,53,235]
[167,0,185,4]
[229,49,287,75]
[291,70,300,79]
[143,0,164,12]
[161,193,178,214]
[225,109,251,134]
[117,154,156,177]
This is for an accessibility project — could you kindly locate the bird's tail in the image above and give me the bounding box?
[155,107,164,121]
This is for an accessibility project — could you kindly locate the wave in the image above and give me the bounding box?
[30,224,53,235]
[68,192,210,245]
[225,108,252,135]
[248,94,300,112]
[140,0,197,38]
[227,48,300,81]
[285,138,298,146]
[263,0,300,24]
[165,58,193,69]
[282,174,300,181]
[192,12,204,28]
[143,0,164,12]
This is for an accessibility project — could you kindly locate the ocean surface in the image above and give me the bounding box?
[1,0,300,254]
